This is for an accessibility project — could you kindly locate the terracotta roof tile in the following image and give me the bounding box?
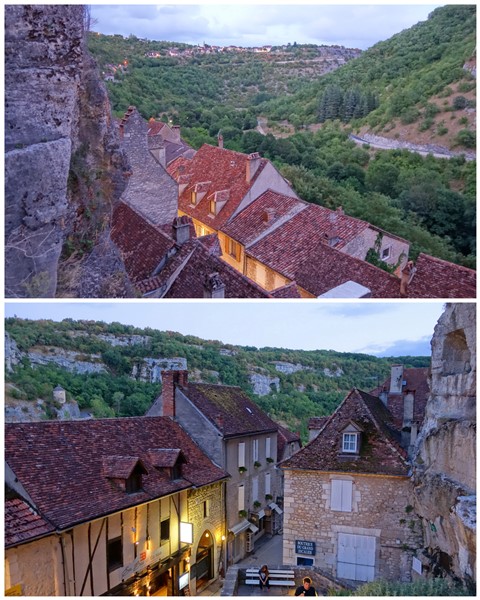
[168,144,269,230]
[281,389,408,477]
[308,417,329,431]
[111,202,176,282]
[5,418,228,530]
[5,497,55,548]
[180,383,279,438]
[407,253,476,298]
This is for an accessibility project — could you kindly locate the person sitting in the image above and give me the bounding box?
[295,576,317,596]
[258,564,271,590]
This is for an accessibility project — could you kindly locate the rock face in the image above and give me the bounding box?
[5,6,128,297]
[130,357,188,383]
[249,372,280,396]
[412,303,476,586]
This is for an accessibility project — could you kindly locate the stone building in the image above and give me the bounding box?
[147,370,285,564]
[5,417,228,596]
[412,303,476,586]
[281,388,422,583]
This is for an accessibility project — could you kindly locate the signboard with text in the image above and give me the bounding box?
[295,540,316,556]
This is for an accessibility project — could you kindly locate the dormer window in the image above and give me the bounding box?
[148,448,187,481]
[342,433,359,453]
[102,456,147,494]
[191,191,197,206]
[209,199,217,216]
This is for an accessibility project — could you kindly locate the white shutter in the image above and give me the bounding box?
[265,437,271,459]
[337,533,375,582]
[253,439,259,462]
[252,476,259,502]
[238,442,245,467]
[331,480,352,512]
[265,472,271,496]
[238,485,245,511]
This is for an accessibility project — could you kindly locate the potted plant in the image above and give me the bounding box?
[238,466,247,473]
[254,461,261,468]
[253,500,262,509]
[265,494,273,501]
[238,509,247,518]
[266,457,274,463]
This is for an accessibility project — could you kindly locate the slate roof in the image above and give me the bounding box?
[5,495,55,548]
[111,202,176,283]
[179,383,279,439]
[167,144,270,230]
[249,229,401,298]
[406,253,476,298]
[5,417,228,530]
[281,389,408,477]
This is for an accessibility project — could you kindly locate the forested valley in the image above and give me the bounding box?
[88,4,476,269]
[5,318,430,441]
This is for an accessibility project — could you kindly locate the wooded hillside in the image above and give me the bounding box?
[5,318,430,440]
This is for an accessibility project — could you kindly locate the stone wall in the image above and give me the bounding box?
[5,6,129,298]
[412,303,476,586]
[283,470,421,583]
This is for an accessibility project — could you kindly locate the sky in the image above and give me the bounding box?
[89,3,445,50]
[4,300,452,357]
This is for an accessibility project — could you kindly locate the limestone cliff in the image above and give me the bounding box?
[412,303,476,587]
[5,5,130,297]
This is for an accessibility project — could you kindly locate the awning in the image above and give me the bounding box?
[256,509,265,519]
[229,519,259,536]
[269,502,283,515]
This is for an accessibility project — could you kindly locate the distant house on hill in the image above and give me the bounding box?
[281,387,423,584]
[147,369,295,564]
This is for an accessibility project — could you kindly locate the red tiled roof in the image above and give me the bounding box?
[5,417,228,530]
[180,383,279,438]
[407,253,476,298]
[222,190,306,246]
[168,144,269,230]
[249,227,401,297]
[5,496,55,548]
[270,282,302,298]
[281,389,408,477]
[111,202,176,283]
[308,417,329,431]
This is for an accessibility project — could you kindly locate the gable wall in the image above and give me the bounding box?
[341,228,409,268]
[283,469,420,583]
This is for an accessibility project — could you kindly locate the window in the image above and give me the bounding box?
[252,476,259,503]
[331,479,353,512]
[238,485,245,511]
[228,238,241,261]
[252,439,259,463]
[265,472,271,497]
[203,500,210,518]
[107,537,123,572]
[125,471,142,494]
[209,200,216,216]
[191,191,197,206]
[238,442,245,468]
[342,433,359,453]
[160,519,170,544]
[265,437,271,460]
[381,246,391,260]
[171,463,182,480]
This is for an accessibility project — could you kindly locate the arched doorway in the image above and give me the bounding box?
[195,530,214,590]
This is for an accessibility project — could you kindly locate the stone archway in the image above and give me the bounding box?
[195,530,214,590]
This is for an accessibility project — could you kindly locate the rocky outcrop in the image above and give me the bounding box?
[5,332,23,373]
[249,372,280,396]
[131,357,188,383]
[412,303,476,587]
[98,333,151,347]
[5,6,129,297]
[272,361,312,374]
[28,347,106,374]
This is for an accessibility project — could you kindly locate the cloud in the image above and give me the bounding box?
[363,335,433,357]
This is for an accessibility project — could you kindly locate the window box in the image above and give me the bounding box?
[254,461,261,468]
[238,466,247,474]
[266,457,274,463]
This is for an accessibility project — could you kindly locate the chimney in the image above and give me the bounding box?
[172,125,181,143]
[400,261,416,297]
[218,131,224,149]
[246,152,261,183]
[389,365,404,394]
[172,215,191,245]
[161,369,188,417]
[204,272,226,299]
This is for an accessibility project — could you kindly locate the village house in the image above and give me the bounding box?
[146,370,287,564]
[146,119,195,167]
[5,417,228,596]
[281,387,424,583]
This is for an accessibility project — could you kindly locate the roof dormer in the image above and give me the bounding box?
[340,422,363,455]
[102,456,148,494]
[209,189,230,216]
[148,448,187,481]
[191,181,211,206]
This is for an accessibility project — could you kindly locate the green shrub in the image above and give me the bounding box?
[331,578,472,596]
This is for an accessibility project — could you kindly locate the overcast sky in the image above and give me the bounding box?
[89,3,445,50]
[5,301,452,357]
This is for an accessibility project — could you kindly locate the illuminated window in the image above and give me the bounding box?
[209,200,216,215]
[191,191,197,206]
[228,238,241,261]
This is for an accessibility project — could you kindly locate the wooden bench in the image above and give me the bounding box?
[245,568,296,587]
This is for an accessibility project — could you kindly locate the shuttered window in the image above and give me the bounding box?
[238,485,245,511]
[265,437,271,460]
[238,442,245,468]
[331,479,353,512]
[252,476,258,502]
[265,472,271,496]
[252,439,259,463]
